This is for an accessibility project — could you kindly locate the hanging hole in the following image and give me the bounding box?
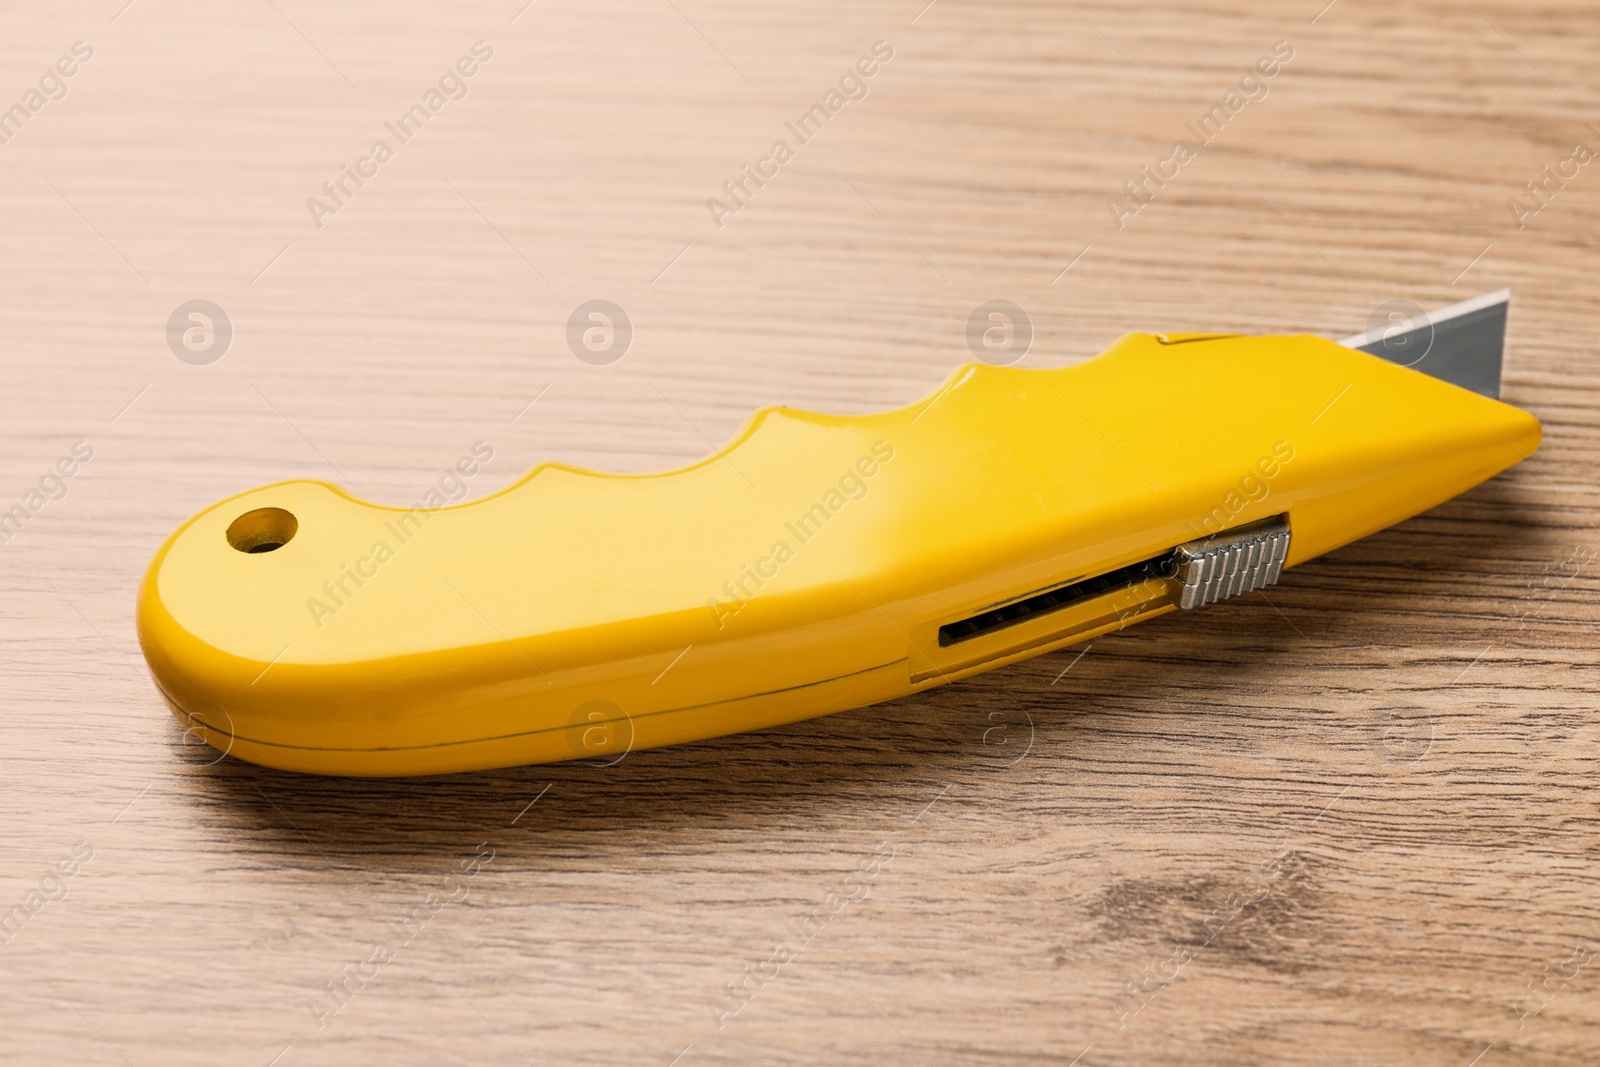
[226,508,298,553]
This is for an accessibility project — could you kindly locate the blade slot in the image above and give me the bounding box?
[937,551,1176,647]
[934,514,1293,648]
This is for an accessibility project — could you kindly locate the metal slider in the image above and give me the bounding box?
[1173,517,1291,610]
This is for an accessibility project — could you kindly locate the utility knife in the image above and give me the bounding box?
[138,290,1539,775]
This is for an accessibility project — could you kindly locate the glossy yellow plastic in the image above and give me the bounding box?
[138,332,1540,775]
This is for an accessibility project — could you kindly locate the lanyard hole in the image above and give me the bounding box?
[226,508,298,553]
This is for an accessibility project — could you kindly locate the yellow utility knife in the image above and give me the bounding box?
[139,291,1539,776]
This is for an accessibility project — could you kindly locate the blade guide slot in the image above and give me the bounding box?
[934,515,1291,647]
[937,552,1176,647]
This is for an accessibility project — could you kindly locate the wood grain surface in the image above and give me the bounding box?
[3,0,1599,1064]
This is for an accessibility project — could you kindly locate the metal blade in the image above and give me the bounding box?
[1336,289,1509,399]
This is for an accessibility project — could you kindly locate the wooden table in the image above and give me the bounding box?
[3,0,1597,1063]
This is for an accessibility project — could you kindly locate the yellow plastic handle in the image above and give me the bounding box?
[138,332,1539,775]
